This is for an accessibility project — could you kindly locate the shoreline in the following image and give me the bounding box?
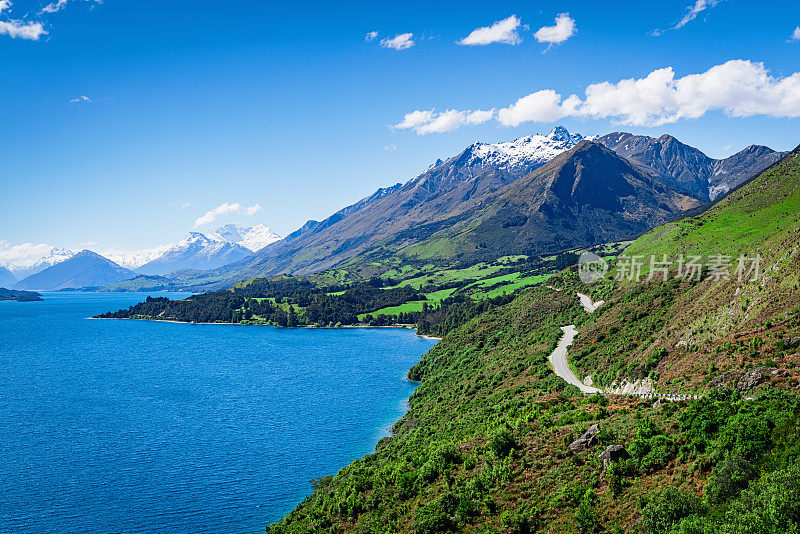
[92,316,442,340]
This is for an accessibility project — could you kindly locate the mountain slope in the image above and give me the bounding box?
[4,247,76,279]
[15,250,136,290]
[385,141,702,262]
[268,146,800,534]
[209,224,282,252]
[569,143,800,392]
[596,132,786,200]
[0,266,16,288]
[136,232,254,276]
[179,130,696,287]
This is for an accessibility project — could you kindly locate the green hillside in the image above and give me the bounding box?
[266,147,800,533]
[570,146,800,393]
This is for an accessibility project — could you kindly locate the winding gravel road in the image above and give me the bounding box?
[549,325,602,394]
[547,292,604,394]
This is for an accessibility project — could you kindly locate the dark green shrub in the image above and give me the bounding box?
[488,427,517,457]
[704,455,756,505]
[640,487,704,534]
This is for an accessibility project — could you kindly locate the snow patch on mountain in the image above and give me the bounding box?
[0,244,76,279]
[210,224,282,252]
[103,245,174,270]
[464,126,583,174]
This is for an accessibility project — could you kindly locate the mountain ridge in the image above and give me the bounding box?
[15,250,136,291]
[596,132,786,200]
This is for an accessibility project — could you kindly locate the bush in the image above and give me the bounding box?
[640,487,704,534]
[705,455,756,505]
[575,489,599,533]
[489,428,517,457]
[414,493,458,533]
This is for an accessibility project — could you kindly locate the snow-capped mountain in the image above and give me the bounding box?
[463,126,584,174]
[16,250,136,291]
[136,232,254,276]
[209,224,282,252]
[104,245,174,270]
[1,247,76,279]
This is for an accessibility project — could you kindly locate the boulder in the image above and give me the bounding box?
[569,423,600,453]
[599,444,631,469]
[736,367,777,392]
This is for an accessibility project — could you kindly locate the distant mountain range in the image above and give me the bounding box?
[2,128,785,291]
[136,232,254,276]
[209,224,282,252]
[2,224,283,286]
[0,266,16,288]
[15,250,136,291]
[178,127,779,288]
[595,132,787,200]
[4,247,76,279]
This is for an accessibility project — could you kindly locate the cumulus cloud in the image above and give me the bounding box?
[458,15,522,46]
[496,90,578,126]
[0,241,57,267]
[534,13,576,45]
[380,33,414,50]
[194,202,262,227]
[0,0,11,14]
[365,30,378,41]
[384,144,397,152]
[394,108,494,135]
[395,60,800,132]
[69,95,92,104]
[789,26,800,43]
[0,19,46,40]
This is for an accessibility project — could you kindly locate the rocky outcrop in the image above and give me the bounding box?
[736,367,790,392]
[569,424,600,452]
[599,445,631,469]
[605,377,654,396]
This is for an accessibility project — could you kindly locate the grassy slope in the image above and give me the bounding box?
[570,146,800,393]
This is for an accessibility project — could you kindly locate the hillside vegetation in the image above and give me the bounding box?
[266,147,800,533]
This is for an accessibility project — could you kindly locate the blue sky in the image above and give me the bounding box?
[1,0,799,258]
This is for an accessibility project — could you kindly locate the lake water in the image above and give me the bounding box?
[0,292,436,534]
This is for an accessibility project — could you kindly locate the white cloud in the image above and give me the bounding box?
[69,95,92,104]
[0,241,56,267]
[397,60,800,131]
[380,33,414,50]
[675,0,721,29]
[0,0,11,14]
[394,110,435,130]
[458,15,521,46]
[789,26,800,43]
[42,0,102,15]
[194,202,262,227]
[0,19,46,40]
[576,60,800,126]
[394,108,494,135]
[534,13,576,45]
[365,30,378,42]
[384,144,397,152]
[497,89,575,126]
[41,0,68,13]
[243,204,262,216]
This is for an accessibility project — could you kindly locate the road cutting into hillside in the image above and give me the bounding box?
[548,324,602,394]
[547,292,603,394]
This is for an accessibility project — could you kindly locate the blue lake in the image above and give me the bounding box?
[0,292,436,533]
